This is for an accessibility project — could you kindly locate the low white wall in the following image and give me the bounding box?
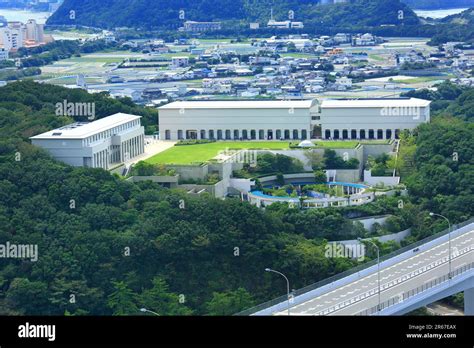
[351,215,390,230]
[364,170,400,186]
[378,228,412,244]
[362,143,395,165]
[127,175,179,187]
[229,178,255,192]
[335,228,412,259]
[334,169,360,183]
[168,164,209,181]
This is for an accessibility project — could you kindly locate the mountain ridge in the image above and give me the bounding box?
[46,0,420,30]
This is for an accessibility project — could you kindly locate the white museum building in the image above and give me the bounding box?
[320,98,431,140]
[158,98,430,141]
[158,100,318,141]
[30,113,145,169]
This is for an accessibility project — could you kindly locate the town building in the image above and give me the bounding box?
[351,33,383,46]
[0,19,50,52]
[267,20,304,29]
[182,21,221,32]
[334,33,351,44]
[171,56,189,68]
[0,25,23,51]
[0,47,8,60]
[30,113,145,169]
[25,19,44,43]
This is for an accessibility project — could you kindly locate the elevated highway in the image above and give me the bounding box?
[238,218,474,316]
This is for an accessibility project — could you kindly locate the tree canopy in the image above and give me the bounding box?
[0,81,471,315]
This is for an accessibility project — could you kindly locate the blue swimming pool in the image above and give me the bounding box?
[251,182,368,199]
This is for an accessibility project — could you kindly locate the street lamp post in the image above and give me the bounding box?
[140,308,160,316]
[265,268,291,315]
[429,212,452,279]
[359,238,381,313]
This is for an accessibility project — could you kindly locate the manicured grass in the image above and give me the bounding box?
[199,39,233,44]
[359,140,391,145]
[145,140,366,164]
[369,54,385,61]
[280,53,316,58]
[157,53,197,59]
[145,141,292,164]
[392,76,452,84]
[312,141,359,148]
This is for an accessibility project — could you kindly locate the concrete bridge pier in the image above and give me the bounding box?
[465,288,474,316]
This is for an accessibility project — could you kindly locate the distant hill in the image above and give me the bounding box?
[441,7,474,24]
[402,0,473,10]
[428,8,474,44]
[47,0,420,30]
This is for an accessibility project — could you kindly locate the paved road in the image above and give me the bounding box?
[273,229,474,315]
[128,139,176,165]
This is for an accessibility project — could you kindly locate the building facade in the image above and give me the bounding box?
[0,19,48,52]
[158,100,318,141]
[158,98,430,141]
[183,21,221,32]
[0,25,23,51]
[318,98,431,140]
[0,47,8,60]
[30,113,145,169]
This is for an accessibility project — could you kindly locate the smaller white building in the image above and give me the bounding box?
[30,113,145,169]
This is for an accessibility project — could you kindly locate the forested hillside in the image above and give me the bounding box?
[441,8,474,25]
[0,81,158,134]
[0,81,367,315]
[47,0,419,30]
[0,81,471,315]
[401,83,474,233]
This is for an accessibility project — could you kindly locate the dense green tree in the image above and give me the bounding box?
[139,277,193,316]
[323,149,359,169]
[0,81,471,316]
[206,288,254,315]
[4,278,51,315]
[47,0,420,30]
[314,170,327,184]
[107,281,139,316]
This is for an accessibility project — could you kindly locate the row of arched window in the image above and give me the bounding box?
[324,129,401,140]
[164,129,309,140]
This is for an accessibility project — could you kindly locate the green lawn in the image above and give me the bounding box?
[392,76,453,84]
[369,54,385,61]
[146,141,292,164]
[312,141,360,148]
[280,53,316,58]
[157,53,197,59]
[145,140,363,165]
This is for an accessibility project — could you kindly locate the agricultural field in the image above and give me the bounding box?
[40,50,144,83]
